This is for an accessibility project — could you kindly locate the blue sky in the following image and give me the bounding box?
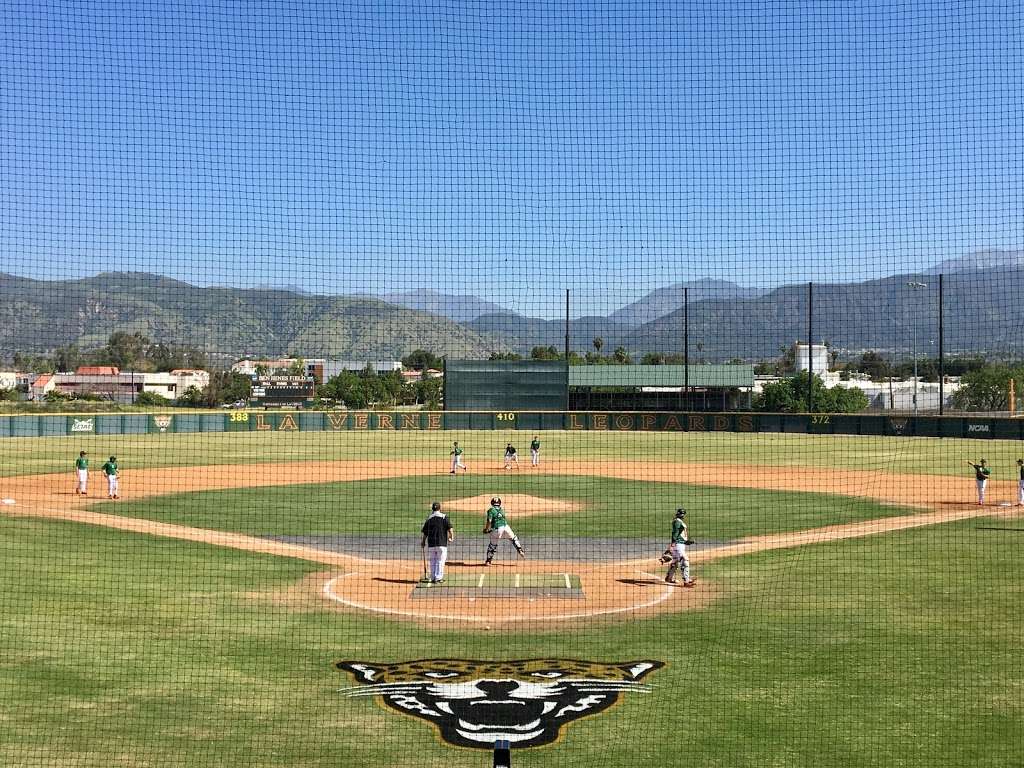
[1,0,1022,317]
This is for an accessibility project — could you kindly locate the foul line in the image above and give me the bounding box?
[321,572,676,624]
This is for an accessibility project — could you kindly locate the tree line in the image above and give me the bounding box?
[11,332,207,374]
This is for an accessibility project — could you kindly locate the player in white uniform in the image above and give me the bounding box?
[1017,459,1024,505]
[74,451,89,495]
[102,456,119,500]
[966,459,990,505]
[421,502,454,583]
[663,508,696,587]
[530,436,541,467]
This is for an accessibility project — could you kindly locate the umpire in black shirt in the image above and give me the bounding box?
[421,501,454,583]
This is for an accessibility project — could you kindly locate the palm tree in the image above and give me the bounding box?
[593,337,604,354]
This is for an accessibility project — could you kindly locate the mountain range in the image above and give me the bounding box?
[1,252,1021,363]
[0,272,505,362]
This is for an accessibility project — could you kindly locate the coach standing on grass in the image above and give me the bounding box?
[421,502,453,583]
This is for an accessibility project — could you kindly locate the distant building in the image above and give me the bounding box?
[29,374,55,400]
[794,343,829,373]
[30,367,212,403]
[401,368,443,384]
[752,372,962,412]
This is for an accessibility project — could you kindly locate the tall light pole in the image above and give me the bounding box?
[907,281,928,414]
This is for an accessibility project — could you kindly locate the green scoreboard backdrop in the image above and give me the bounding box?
[443,359,568,411]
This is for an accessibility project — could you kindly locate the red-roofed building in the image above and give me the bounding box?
[75,366,120,376]
[29,374,55,400]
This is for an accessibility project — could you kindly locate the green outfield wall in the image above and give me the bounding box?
[0,410,1022,440]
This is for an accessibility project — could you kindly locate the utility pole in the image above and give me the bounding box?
[564,289,570,411]
[907,281,928,415]
[807,282,813,413]
[938,274,945,415]
[683,287,689,408]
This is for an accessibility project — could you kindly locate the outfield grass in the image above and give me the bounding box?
[3,429,1024,478]
[0,511,1019,767]
[98,474,918,540]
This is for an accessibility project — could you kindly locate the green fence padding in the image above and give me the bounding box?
[173,414,205,433]
[12,417,40,437]
[993,419,1022,440]
[0,409,1021,440]
[962,419,995,439]
[121,415,150,434]
[782,415,807,433]
[200,414,226,432]
[939,418,963,438]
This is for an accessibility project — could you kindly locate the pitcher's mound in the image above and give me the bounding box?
[444,493,581,518]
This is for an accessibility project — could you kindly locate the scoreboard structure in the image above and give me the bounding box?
[250,376,315,408]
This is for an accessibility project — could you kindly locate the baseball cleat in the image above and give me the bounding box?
[683,580,696,588]
[517,550,526,559]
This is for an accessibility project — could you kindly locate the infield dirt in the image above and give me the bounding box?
[2,459,1019,626]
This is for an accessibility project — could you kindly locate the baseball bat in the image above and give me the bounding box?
[420,545,429,582]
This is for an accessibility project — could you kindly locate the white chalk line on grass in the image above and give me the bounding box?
[321,572,677,623]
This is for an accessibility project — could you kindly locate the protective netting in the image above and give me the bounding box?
[1,2,1022,766]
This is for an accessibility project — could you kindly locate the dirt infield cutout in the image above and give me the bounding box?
[442,493,582,517]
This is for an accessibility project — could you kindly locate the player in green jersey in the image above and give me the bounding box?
[664,508,696,587]
[530,436,541,467]
[102,456,119,499]
[74,451,89,495]
[483,496,525,565]
[449,441,468,474]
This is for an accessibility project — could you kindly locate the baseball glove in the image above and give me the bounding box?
[658,551,673,564]
[683,539,696,545]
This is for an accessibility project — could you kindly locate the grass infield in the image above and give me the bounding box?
[98,474,920,541]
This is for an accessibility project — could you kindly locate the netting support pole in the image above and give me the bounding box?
[807,281,814,413]
[683,286,689,407]
[938,273,945,415]
[565,289,571,411]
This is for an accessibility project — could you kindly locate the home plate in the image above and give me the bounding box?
[998,501,1012,507]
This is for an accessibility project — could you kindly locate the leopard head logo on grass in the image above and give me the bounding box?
[336,658,663,750]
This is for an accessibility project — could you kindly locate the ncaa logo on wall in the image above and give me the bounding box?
[70,418,95,433]
[153,415,173,433]
[336,658,663,751]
